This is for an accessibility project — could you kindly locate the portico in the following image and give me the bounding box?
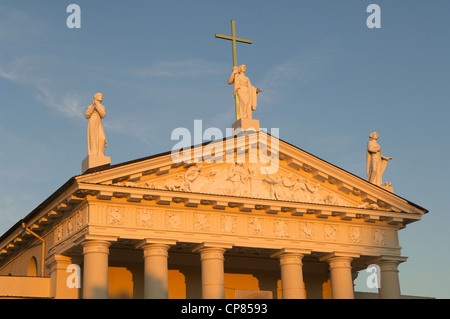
[59,237,404,299]
[0,131,426,299]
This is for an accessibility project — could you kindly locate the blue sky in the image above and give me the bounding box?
[1,0,449,298]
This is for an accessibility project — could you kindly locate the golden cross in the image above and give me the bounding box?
[215,20,252,121]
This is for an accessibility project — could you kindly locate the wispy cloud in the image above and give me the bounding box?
[0,57,84,119]
[259,44,337,104]
[132,59,224,78]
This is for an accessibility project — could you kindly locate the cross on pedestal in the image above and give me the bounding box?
[215,20,252,121]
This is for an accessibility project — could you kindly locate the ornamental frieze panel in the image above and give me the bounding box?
[349,226,362,243]
[84,203,395,250]
[107,206,125,225]
[299,222,314,240]
[248,217,264,236]
[324,224,338,241]
[136,208,153,228]
[166,211,183,229]
[274,220,290,238]
[220,215,237,234]
[54,206,87,244]
[372,228,387,246]
[193,213,211,232]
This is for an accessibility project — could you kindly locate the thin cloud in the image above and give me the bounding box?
[132,59,223,77]
[0,57,84,119]
[259,45,337,104]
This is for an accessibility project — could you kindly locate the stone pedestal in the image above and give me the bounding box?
[82,155,110,173]
[232,118,260,133]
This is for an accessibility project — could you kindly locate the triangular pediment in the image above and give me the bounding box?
[76,132,427,216]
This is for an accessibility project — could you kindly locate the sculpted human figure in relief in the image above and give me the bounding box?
[228,65,262,120]
[366,132,392,186]
[85,93,107,156]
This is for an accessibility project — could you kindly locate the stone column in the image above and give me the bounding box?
[82,240,111,299]
[137,241,175,299]
[194,243,232,299]
[47,254,79,299]
[321,254,358,299]
[377,257,404,299]
[272,249,309,299]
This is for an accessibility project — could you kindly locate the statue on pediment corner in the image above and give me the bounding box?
[85,93,107,157]
[366,132,392,186]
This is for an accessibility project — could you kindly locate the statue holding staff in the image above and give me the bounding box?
[228,64,261,120]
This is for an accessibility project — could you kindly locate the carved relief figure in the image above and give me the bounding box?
[227,162,249,196]
[228,65,261,120]
[366,132,392,186]
[248,163,267,198]
[184,165,203,192]
[304,180,322,203]
[85,93,107,156]
[76,211,83,230]
[56,225,63,242]
[324,193,346,206]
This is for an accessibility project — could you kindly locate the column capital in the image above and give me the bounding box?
[270,248,311,259]
[319,252,360,262]
[136,238,177,250]
[78,234,119,243]
[82,240,111,255]
[142,244,171,258]
[372,255,408,265]
[192,242,233,253]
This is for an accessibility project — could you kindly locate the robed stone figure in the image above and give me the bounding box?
[228,65,261,120]
[85,93,107,156]
[366,132,391,186]
[82,93,110,173]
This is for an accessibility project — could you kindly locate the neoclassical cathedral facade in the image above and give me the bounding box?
[0,131,427,299]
